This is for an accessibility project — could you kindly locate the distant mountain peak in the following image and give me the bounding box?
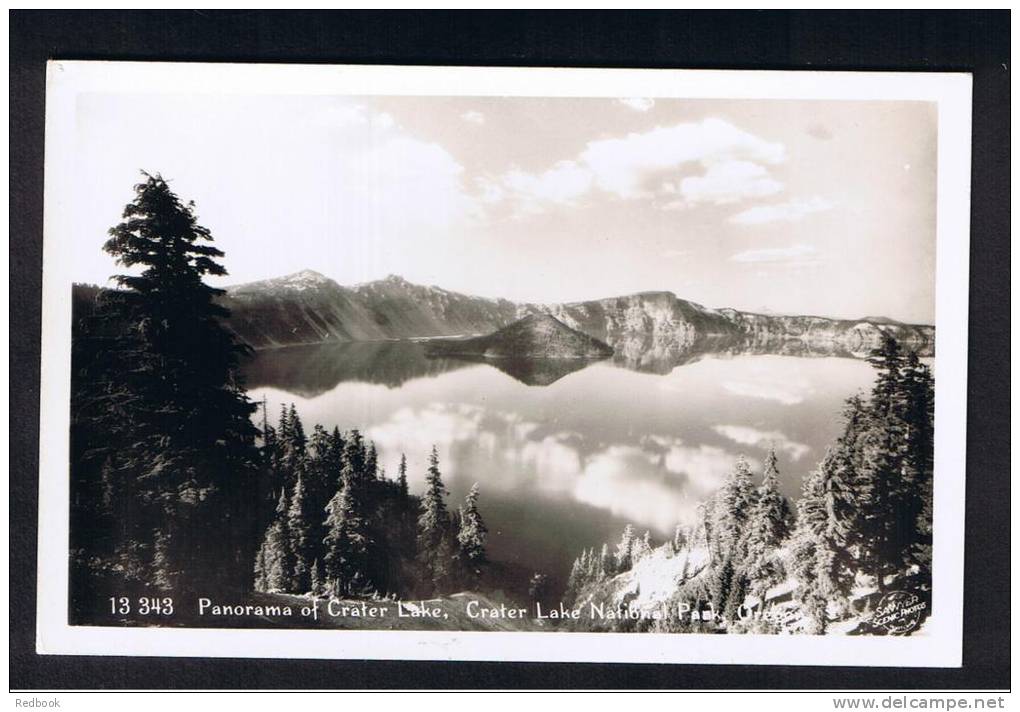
[288,268,330,282]
[228,269,337,294]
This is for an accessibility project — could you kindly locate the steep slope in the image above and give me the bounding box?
[222,270,386,348]
[427,313,614,360]
[204,271,936,357]
[220,272,518,349]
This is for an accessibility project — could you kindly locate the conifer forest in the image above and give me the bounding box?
[70,175,934,635]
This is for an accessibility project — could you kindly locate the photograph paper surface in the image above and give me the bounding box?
[37,62,971,666]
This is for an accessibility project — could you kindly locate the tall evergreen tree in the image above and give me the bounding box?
[396,454,409,499]
[287,473,313,592]
[254,489,295,593]
[614,524,636,572]
[790,447,856,632]
[456,483,488,587]
[98,172,259,590]
[365,442,378,481]
[857,337,914,589]
[714,456,757,563]
[742,448,792,604]
[417,446,453,594]
[322,440,372,596]
[900,352,935,577]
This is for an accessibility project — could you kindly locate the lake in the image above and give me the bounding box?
[242,341,881,591]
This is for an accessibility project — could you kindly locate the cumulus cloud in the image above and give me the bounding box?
[729,196,834,225]
[712,424,810,461]
[516,432,585,493]
[366,403,485,484]
[314,103,476,233]
[642,435,760,495]
[365,402,749,533]
[480,118,786,216]
[617,97,655,112]
[493,160,594,213]
[460,110,485,125]
[729,243,820,265]
[574,445,698,532]
[673,160,783,206]
[580,119,785,200]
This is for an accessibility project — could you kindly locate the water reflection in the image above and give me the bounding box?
[244,344,883,586]
[241,337,892,396]
[241,341,473,396]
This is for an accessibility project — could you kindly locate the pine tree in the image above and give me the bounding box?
[253,489,295,592]
[901,352,935,578]
[600,543,612,577]
[565,557,583,602]
[714,456,756,563]
[287,473,312,592]
[278,404,292,448]
[672,524,688,554]
[417,446,453,594]
[345,429,367,484]
[790,448,856,632]
[322,444,371,597]
[631,530,652,563]
[742,448,792,604]
[857,337,912,589]
[396,454,409,499]
[365,442,378,481]
[614,524,635,572]
[99,172,259,590]
[310,557,322,596]
[456,483,488,587]
[287,404,306,453]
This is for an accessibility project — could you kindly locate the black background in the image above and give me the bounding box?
[10,10,1010,690]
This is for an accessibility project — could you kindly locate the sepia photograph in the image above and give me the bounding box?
[35,61,972,666]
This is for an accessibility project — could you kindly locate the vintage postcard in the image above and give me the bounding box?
[37,61,971,665]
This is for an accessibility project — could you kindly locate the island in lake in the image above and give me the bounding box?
[425,313,615,361]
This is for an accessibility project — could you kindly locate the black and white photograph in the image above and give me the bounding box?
[33,60,974,667]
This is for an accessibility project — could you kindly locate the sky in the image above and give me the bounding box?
[72,93,937,323]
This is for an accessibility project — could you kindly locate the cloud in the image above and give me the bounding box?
[365,402,750,533]
[574,445,698,532]
[617,97,655,112]
[662,249,691,258]
[516,432,585,493]
[675,160,783,206]
[712,424,810,460]
[729,243,820,265]
[481,118,786,216]
[730,196,834,225]
[580,119,785,200]
[494,160,594,213]
[313,103,477,234]
[573,437,759,529]
[366,403,486,484]
[721,379,810,406]
[460,110,485,125]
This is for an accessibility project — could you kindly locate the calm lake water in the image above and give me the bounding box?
[242,341,881,588]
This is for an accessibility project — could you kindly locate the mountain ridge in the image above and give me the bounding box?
[207,271,935,357]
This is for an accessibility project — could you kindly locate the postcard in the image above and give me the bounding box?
[37,61,971,666]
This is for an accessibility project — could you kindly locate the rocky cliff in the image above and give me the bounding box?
[207,270,935,357]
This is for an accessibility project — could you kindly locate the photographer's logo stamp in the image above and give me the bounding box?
[872,591,927,635]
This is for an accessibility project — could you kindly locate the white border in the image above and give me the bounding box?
[37,61,972,666]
